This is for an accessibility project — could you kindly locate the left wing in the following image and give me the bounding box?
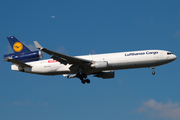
[4,57,31,68]
[34,41,92,66]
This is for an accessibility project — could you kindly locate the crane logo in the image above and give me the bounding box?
[13,42,23,52]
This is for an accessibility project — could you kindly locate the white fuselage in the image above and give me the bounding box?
[11,50,177,75]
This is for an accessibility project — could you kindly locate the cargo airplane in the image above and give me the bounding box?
[4,36,177,84]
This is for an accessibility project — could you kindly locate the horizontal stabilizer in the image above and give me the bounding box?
[4,57,31,68]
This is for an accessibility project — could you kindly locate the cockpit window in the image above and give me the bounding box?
[167,52,173,55]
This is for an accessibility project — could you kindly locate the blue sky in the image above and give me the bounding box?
[1,0,180,120]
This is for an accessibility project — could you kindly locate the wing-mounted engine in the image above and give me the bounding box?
[90,61,108,69]
[4,51,43,62]
[94,70,114,79]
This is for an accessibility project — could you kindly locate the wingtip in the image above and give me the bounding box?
[34,41,43,50]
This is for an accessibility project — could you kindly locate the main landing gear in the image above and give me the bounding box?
[76,66,91,84]
[76,73,90,84]
[151,67,155,75]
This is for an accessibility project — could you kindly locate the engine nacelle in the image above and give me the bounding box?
[4,51,43,62]
[90,61,108,69]
[94,70,114,79]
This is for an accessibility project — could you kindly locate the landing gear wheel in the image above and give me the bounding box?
[86,79,90,84]
[152,71,155,75]
[81,80,85,84]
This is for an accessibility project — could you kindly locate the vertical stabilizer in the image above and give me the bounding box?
[7,36,31,54]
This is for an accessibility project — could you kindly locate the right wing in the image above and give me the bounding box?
[34,41,93,66]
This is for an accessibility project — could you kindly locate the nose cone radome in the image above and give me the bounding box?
[172,54,177,61]
[170,54,177,61]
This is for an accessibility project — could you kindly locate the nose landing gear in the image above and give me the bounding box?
[152,67,155,75]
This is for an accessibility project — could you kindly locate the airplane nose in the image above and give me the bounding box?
[173,54,177,60]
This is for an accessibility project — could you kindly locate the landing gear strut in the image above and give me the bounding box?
[152,67,155,75]
[77,66,91,84]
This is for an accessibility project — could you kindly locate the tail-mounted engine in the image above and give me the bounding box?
[94,70,114,79]
[4,51,43,62]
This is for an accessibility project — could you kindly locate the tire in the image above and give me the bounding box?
[81,80,85,84]
[86,79,90,84]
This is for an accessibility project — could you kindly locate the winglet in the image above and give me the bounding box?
[34,41,43,50]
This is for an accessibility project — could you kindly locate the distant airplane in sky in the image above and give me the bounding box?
[4,36,177,84]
